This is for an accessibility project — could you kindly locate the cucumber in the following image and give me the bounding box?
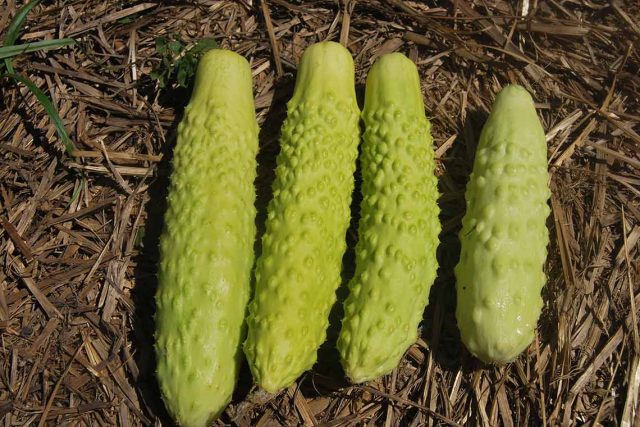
[244,41,360,392]
[155,49,259,426]
[337,53,441,383]
[455,84,551,364]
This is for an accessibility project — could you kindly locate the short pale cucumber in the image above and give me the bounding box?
[455,84,551,364]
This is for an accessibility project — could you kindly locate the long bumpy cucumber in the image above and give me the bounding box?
[337,53,441,383]
[155,49,259,426]
[244,41,360,392]
[455,84,551,364]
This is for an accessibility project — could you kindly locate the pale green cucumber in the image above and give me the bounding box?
[455,84,551,364]
[244,41,360,392]
[155,49,259,426]
[337,53,441,383]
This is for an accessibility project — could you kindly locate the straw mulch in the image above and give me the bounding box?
[1,0,639,425]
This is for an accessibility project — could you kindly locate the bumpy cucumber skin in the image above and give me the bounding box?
[155,49,259,427]
[455,84,551,364]
[337,53,441,383]
[244,41,360,392]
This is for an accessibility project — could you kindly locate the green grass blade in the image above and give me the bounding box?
[0,38,76,60]
[3,0,42,45]
[67,177,84,209]
[6,73,76,156]
[3,0,42,73]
